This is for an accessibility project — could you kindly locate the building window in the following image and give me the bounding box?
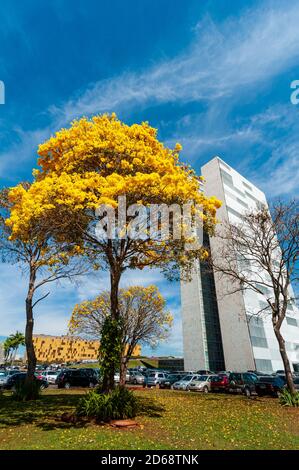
[251,336,268,348]
[221,169,248,200]
[245,190,261,205]
[255,359,273,372]
[255,283,271,296]
[219,161,232,172]
[286,317,298,327]
[225,189,248,208]
[227,206,243,220]
[259,300,271,313]
[243,181,253,191]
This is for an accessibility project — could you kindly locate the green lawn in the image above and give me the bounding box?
[0,388,299,450]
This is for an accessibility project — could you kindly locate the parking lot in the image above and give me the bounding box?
[2,366,299,399]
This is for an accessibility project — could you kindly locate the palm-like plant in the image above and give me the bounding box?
[4,331,25,365]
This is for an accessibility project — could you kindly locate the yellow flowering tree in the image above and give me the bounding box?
[0,187,85,399]
[69,285,172,386]
[6,114,221,393]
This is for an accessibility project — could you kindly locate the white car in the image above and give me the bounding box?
[41,371,59,384]
[114,372,130,383]
[172,374,201,391]
[188,375,216,393]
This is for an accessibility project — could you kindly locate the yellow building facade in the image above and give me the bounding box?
[32,334,141,363]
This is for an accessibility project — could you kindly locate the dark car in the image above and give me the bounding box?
[210,373,230,392]
[255,375,285,397]
[159,374,183,389]
[293,377,299,390]
[228,372,258,397]
[79,368,100,379]
[4,372,48,391]
[56,369,99,389]
[247,370,271,377]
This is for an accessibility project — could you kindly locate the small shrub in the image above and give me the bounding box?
[76,386,138,422]
[12,380,41,401]
[279,388,299,407]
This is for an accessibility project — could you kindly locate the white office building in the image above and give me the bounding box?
[181,156,299,373]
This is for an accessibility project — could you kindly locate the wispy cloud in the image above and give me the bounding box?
[2,1,299,178]
[50,1,299,122]
[246,104,299,197]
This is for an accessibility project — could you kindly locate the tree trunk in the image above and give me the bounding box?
[274,325,296,394]
[119,355,128,387]
[24,266,37,399]
[11,348,16,366]
[101,266,121,393]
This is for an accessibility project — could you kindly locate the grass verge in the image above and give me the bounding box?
[0,388,298,450]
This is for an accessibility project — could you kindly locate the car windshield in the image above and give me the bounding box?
[258,377,275,383]
[47,372,57,375]
[182,375,192,381]
[196,375,208,381]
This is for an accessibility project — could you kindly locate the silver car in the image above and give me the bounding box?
[172,374,201,390]
[146,372,169,387]
[128,371,145,385]
[188,374,216,393]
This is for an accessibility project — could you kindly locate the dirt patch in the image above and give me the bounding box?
[110,419,140,429]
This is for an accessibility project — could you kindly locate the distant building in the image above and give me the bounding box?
[157,357,184,371]
[26,334,141,364]
[181,156,299,373]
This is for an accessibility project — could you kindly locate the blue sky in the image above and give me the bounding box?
[0,0,299,356]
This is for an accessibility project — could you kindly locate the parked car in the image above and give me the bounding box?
[6,369,20,378]
[210,373,230,392]
[144,371,169,388]
[159,374,184,389]
[293,377,299,390]
[80,368,100,379]
[0,371,8,388]
[56,369,99,389]
[114,371,130,383]
[188,375,217,393]
[40,370,59,384]
[228,372,258,397]
[196,369,214,375]
[4,372,48,390]
[172,374,201,391]
[128,370,145,385]
[255,375,285,397]
[275,370,286,375]
[247,370,271,377]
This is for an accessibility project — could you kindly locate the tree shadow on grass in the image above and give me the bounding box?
[0,392,85,429]
[136,396,165,418]
[0,392,166,431]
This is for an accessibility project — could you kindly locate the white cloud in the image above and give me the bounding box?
[2,1,299,178]
[50,2,299,122]
[239,104,299,197]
